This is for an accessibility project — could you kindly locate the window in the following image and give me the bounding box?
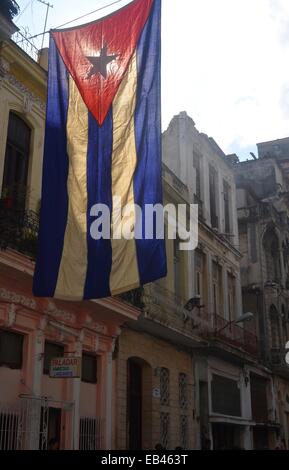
[270,306,280,349]
[2,113,31,210]
[0,330,24,370]
[209,165,218,228]
[195,249,207,310]
[174,239,182,299]
[263,229,281,283]
[43,341,64,375]
[193,151,202,200]
[79,417,102,450]
[223,180,231,235]
[227,273,236,322]
[212,261,223,316]
[250,375,268,423]
[0,412,19,450]
[211,374,241,417]
[81,353,97,384]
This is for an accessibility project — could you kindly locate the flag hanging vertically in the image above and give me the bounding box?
[33,0,167,301]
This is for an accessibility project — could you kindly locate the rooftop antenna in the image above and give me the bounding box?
[37,0,53,50]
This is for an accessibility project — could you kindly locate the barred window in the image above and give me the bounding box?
[180,415,188,450]
[79,417,103,450]
[160,412,170,450]
[160,368,170,406]
[179,373,188,410]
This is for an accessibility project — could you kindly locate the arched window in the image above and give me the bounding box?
[263,229,281,283]
[2,112,31,210]
[270,305,280,349]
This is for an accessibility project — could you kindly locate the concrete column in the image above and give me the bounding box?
[27,327,46,450]
[31,327,45,396]
[72,339,82,450]
[242,426,253,450]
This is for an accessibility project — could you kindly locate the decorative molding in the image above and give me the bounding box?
[0,287,36,310]
[0,57,10,90]
[6,303,16,327]
[5,72,46,113]
[85,314,107,334]
[44,302,76,324]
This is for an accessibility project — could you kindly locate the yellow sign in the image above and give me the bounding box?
[50,357,81,379]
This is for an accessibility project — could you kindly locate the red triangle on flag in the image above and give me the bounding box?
[52,0,154,126]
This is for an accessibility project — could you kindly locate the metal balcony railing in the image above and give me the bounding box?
[0,203,39,259]
[210,313,259,356]
[119,283,259,356]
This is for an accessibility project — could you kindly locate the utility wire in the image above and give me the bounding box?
[26,0,129,41]
[15,0,34,22]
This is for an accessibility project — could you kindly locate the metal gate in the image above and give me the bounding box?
[0,396,74,450]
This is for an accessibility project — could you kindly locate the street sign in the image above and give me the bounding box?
[50,357,81,379]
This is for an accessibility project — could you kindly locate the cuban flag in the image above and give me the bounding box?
[33,0,167,301]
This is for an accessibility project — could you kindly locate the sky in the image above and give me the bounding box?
[14,0,289,160]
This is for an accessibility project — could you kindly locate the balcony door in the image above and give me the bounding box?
[2,112,31,210]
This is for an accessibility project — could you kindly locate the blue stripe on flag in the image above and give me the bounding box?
[84,111,113,299]
[33,36,69,297]
[134,0,167,285]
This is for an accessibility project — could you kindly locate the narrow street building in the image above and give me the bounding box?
[234,139,289,449]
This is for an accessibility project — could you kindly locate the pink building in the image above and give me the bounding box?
[0,12,140,450]
[0,248,139,450]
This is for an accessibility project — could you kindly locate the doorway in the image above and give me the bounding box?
[127,359,142,450]
[126,357,153,450]
[212,423,241,449]
[40,407,62,450]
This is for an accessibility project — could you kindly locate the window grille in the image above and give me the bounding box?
[180,415,188,450]
[79,417,103,450]
[160,368,170,406]
[179,373,188,410]
[160,412,170,449]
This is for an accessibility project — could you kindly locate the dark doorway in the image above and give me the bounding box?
[127,359,142,450]
[253,428,269,450]
[39,407,62,450]
[212,423,241,450]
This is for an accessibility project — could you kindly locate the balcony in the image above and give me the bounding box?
[120,284,259,356]
[0,204,39,260]
[207,314,259,357]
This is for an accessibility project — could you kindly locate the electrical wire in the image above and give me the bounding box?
[15,0,34,22]
[26,0,130,41]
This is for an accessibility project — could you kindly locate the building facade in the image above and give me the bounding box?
[114,113,264,450]
[0,14,140,450]
[234,140,289,449]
